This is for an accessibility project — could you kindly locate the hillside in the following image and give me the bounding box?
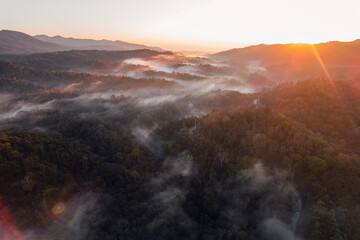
[0,30,68,54]
[0,30,164,55]
[212,40,360,84]
[0,42,360,239]
[34,34,164,52]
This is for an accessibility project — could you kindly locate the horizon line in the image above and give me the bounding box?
[2,28,360,53]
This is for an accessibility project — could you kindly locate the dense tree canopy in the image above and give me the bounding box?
[0,50,360,240]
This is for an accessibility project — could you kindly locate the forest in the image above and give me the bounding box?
[0,47,360,240]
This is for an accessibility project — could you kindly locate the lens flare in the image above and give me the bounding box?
[0,195,25,240]
[43,187,60,212]
[51,202,66,216]
[310,44,337,91]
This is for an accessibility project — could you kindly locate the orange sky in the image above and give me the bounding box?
[1,0,359,51]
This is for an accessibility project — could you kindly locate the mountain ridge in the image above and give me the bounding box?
[0,30,164,55]
[210,39,360,84]
[33,34,164,52]
[213,39,360,56]
[0,30,68,54]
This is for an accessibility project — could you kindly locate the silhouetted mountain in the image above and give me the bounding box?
[0,30,68,54]
[212,40,360,83]
[0,30,164,55]
[34,34,164,52]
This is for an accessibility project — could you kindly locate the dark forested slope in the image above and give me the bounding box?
[0,47,360,240]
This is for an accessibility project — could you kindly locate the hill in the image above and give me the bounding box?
[212,40,360,84]
[34,34,164,52]
[0,30,164,55]
[0,30,68,54]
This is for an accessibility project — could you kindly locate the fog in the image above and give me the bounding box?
[0,51,265,126]
[0,49,306,239]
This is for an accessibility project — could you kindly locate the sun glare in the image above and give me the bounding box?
[310,44,337,90]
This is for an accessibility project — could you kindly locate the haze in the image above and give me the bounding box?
[1,0,360,239]
[1,0,360,51]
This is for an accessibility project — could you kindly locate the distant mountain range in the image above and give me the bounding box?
[0,30,66,54]
[33,34,164,52]
[0,30,164,54]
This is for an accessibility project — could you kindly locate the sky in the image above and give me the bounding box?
[1,0,360,52]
